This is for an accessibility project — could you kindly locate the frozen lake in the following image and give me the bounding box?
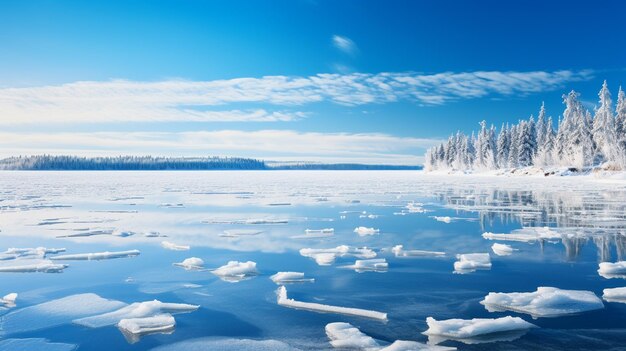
[1,171,626,350]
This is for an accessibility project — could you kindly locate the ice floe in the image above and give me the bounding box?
[0,247,65,260]
[161,241,190,251]
[118,314,175,343]
[49,250,140,261]
[380,340,456,350]
[480,287,604,318]
[491,243,517,256]
[211,261,258,282]
[354,227,380,236]
[432,216,452,223]
[270,272,314,284]
[291,228,334,239]
[0,293,17,308]
[482,227,561,243]
[391,245,445,258]
[74,300,199,328]
[150,337,300,351]
[453,253,491,273]
[0,259,68,273]
[0,293,126,334]
[300,246,377,266]
[405,202,425,213]
[423,316,536,345]
[220,229,264,237]
[602,287,626,303]
[0,338,77,351]
[598,261,626,279]
[277,286,387,321]
[173,257,205,270]
[342,259,388,273]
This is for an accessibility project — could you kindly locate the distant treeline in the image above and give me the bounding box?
[0,155,421,170]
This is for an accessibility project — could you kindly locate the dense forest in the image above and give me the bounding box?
[425,81,626,171]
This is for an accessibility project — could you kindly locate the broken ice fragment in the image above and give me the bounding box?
[354,227,380,236]
[49,250,140,261]
[73,300,199,328]
[480,287,604,318]
[423,316,536,344]
[598,261,626,279]
[117,314,175,344]
[211,261,258,282]
[173,257,205,270]
[0,259,68,273]
[491,243,517,256]
[300,246,376,266]
[453,253,491,274]
[277,286,387,321]
[325,322,379,350]
[602,287,626,303]
[342,259,388,273]
[391,245,445,258]
[270,272,314,284]
[0,293,17,308]
[161,241,190,251]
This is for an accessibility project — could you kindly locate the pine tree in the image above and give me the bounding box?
[591,80,618,165]
[496,124,509,168]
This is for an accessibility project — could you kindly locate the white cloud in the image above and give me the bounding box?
[332,35,358,55]
[0,130,440,165]
[0,69,592,124]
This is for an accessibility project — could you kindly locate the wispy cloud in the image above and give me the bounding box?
[0,70,593,124]
[332,35,358,55]
[0,130,441,165]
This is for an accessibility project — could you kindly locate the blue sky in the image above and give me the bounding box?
[1,0,625,164]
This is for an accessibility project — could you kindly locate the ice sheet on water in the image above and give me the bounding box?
[491,243,517,256]
[161,241,190,251]
[0,338,77,351]
[220,229,264,237]
[49,250,140,261]
[0,259,68,273]
[0,293,126,334]
[0,293,17,308]
[598,261,626,279]
[276,286,387,321]
[482,227,561,243]
[118,314,175,343]
[173,257,205,270]
[342,259,388,273]
[73,300,199,328]
[150,337,300,351]
[325,322,455,351]
[602,287,626,303]
[0,247,65,260]
[453,253,491,274]
[354,227,380,236]
[423,316,536,345]
[300,246,376,266]
[480,287,604,318]
[211,261,258,282]
[391,245,445,258]
[270,272,314,284]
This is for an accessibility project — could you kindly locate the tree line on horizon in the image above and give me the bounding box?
[425,81,626,172]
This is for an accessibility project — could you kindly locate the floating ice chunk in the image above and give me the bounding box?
[379,340,456,350]
[292,228,335,239]
[305,228,334,234]
[482,227,560,243]
[359,214,379,219]
[391,245,445,258]
[0,293,17,308]
[0,259,68,273]
[491,243,517,256]
[342,259,388,273]
[405,203,425,213]
[432,216,452,223]
[0,293,126,334]
[453,253,491,273]
[598,261,626,279]
[602,287,626,303]
[118,314,175,343]
[74,300,199,328]
[150,337,300,351]
[161,241,190,251]
[423,316,536,344]
[300,246,376,266]
[211,261,258,282]
[0,247,66,260]
[325,322,379,350]
[354,227,380,236]
[221,229,263,237]
[277,286,387,321]
[173,257,205,270]
[270,272,314,284]
[480,287,604,318]
[50,250,140,261]
[0,338,77,351]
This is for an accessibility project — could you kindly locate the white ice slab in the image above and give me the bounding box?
[118,313,175,335]
[453,253,491,273]
[150,337,299,351]
[602,287,626,303]
[74,300,199,328]
[482,227,560,243]
[220,229,263,237]
[161,241,190,251]
[491,243,517,256]
[300,246,376,266]
[211,261,258,282]
[0,259,68,273]
[0,293,126,334]
[391,245,445,258]
[354,227,380,236]
[270,272,314,284]
[277,286,387,321]
[0,293,17,308]
[480,287,604,318]
[50,250,140,261]
[173,257,205,270]
[342,259,388,273]
[423,316,536,342]
[325,322,379,350]
[598,261,626,278]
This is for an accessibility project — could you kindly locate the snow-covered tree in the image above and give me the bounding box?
[591,81,619,165]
